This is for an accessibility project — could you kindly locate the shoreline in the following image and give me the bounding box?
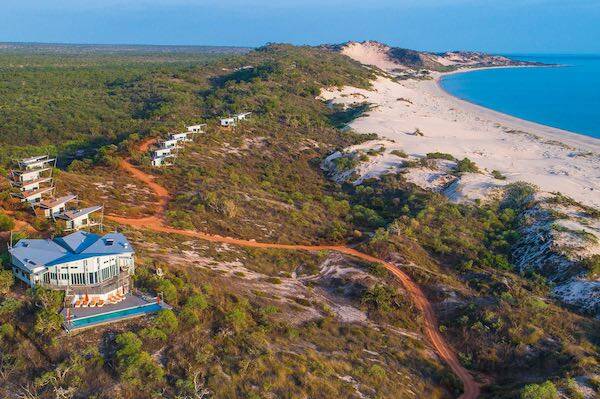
[433,68,600,151]
[320,72,600,209]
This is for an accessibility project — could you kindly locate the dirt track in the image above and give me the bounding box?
[106,139,480,399]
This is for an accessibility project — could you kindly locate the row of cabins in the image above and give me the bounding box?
[8,155,103,231]
[220,112,251,128]
[151,124,205,167]
[151,114,251,166]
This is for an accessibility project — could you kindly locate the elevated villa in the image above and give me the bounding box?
[7,156,104,230]
[9,155,56,204]
[36,194,77,218]
[186,124,206,133]
[9,231,135,306]
[55,205,104,231]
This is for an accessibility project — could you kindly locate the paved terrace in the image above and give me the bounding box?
[61,293,151,319]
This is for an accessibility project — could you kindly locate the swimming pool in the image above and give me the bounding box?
[67,302,164,330]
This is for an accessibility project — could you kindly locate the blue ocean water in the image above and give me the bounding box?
[439,55,600,139]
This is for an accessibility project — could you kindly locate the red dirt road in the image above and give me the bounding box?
[107,139,480,399]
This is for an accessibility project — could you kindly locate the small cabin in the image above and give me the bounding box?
[18,155,55,171]
[161,138,180,149]
[37,194,77,219]
[220,117,236,127]
[56,205,103,231]
[153,147,176,158]
[14,186,55,203]
[151,155,174,167]
[186,124,206,133]
[235,112,252,121]
[170,132,191,142]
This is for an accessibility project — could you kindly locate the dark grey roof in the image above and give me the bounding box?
[55,205,102,220]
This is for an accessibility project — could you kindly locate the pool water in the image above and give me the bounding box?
[68,302,163,329]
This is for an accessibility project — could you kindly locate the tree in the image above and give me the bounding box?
[520,381,559,399]
[153,309,178,335]
[0,270,14,295]
[0,214,14,232]
[34,308,63,337]
[115,332,164,387]
[29,286,63,312]
[156,280,178,304]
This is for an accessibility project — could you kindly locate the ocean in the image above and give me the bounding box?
[439,55,600,139]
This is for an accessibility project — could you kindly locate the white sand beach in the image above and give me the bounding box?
[320,73,600,209]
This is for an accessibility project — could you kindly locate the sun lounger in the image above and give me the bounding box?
[74,300,82,308]
[89,299,98,307]
[97,300,105,307]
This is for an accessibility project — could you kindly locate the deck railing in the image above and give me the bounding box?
[40,273,131,296]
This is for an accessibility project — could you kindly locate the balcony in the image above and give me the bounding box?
[40,273,131,296]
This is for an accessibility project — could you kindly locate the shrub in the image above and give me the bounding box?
[580,255,600,279]
[492,170,506,180]
[455,157,479,173]
[0,270,14,295]
[186,293,209,311]
[390,149,407,158]
[520,381,559,399]
[332,156,358,172]
[502,182,536,210]
[426,152,455,161]
[368,364,387,380]
[361,284,399,312]
[226,307,249,332]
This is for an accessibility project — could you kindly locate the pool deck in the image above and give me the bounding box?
[62,294,149,319]
[61,294,170,332]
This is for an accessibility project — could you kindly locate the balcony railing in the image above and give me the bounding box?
[40,273,131,295]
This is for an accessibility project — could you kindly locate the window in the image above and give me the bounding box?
[71,273,85,285]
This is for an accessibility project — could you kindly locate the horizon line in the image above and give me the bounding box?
[1,40,599,57]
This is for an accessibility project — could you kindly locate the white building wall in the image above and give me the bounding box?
[11,253,135,288]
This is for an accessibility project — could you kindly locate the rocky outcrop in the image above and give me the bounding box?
[512,195,600,317]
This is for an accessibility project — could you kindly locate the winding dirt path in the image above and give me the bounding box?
[107,139,480,399]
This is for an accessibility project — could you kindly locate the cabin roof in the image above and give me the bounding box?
[55,205,103,221]
[38,194,77,209]
[14,186,54,199]
[9,231,134,272]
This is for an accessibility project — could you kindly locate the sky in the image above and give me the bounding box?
[1,0,600,53]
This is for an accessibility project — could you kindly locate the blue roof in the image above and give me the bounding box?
[9,231,134,272]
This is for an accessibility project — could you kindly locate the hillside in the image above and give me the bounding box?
[0,43,598,399]
[336,41,542,74]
